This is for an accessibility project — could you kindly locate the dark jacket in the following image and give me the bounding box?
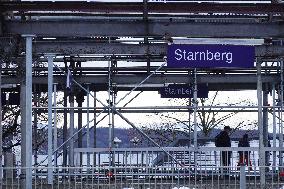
[216,131,231,147]
[238,138,250,156]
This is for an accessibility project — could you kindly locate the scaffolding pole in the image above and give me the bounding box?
[108,59,113,166]
[33,84,38,166]
[63,88,68,167]
[114,108,182,166]
[86,86,90,168]
[257,60,265,188]
[37,63,111,166]
[112,91,116,165]
[115,62,166,106]
[76,92,84,166]
[22,35,34,189]
[193,69,198,187]
[263,83,269,167]
[53,84,58,167]
[273,84,277,172]
[69,95,75,167]
[193,69,198,149]
[93,90,97,166]
[188,71,192,146]
[35,105,277,110]
[50,61,174,167]
[0,45,2,189]
[279,60,284,167]
[54,63,108,110]
[47,54,54,184]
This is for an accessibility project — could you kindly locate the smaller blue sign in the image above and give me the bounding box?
[160,84,208,98]
[167,44,255,68]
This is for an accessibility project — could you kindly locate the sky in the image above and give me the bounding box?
[53,88,274,132]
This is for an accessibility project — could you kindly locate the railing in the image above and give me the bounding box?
[73,147,281,168]
[2,147,284,189]
[1,165,284,189]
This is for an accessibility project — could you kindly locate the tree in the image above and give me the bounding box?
[1,58,65,155]
[140,121,188,146]
[197,91,255,136]
[2,93,50,153]
[139,91,257,146]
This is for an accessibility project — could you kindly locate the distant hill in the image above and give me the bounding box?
[37,127,274,153]
[79,127,271,147]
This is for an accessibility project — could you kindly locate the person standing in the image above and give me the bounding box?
[237,134,252,170]
[215,126,232,167]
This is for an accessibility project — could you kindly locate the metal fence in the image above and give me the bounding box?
[73,147,282,169]
[2,166,284,189]
[2,147,284,189]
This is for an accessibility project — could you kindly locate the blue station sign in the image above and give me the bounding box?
[160,84,208,98]
[167,44,255,68]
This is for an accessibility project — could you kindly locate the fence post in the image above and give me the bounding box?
[240,164,246,189]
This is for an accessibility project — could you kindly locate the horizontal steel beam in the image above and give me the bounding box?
[31,41,284,58]
[33,42,167,56]
[1,39,283,58]
[4,20,284,38]
[34,109,265,114]
[1,2,284,14]
[1,74,279,91]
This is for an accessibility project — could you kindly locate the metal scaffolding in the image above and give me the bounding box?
[1,1,284,188]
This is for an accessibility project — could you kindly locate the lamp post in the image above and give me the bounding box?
[113,137,121,148]
[113,137,121,166]
[130,137,140,147]
[130,137,140,166]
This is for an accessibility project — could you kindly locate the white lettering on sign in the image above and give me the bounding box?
[174,49,233,64]
[164,87,192,95]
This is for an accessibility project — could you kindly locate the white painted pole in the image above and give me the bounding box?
[23,35,34,189]
[193,69,198,149]
[257,61,265,188]
[272,84,277,172]
[86,86,90,168]
[47,54,54,184]
[0,47,2,189]
[193,69,198,186]
[240,165,246,189]
[279,61,284,167]
[53,84,58,167]
[108,60,112,166]
[69,98,74,167]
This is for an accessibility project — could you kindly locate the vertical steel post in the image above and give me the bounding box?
[188,99,191,146]
[193,69,198,186]
[257,61,265,188]
[20,79,26,187]
[188,70,192,146]
[47,54,54,184]
[273,84,277,172]
[93,90,97,166]
[87,86,90,168]
[0,49,2,189]
[63,89,67,167]
[33,85,38,166]
[279,61,284,167]
[53,84,58,167]
[69,96,75,167]
[22,35,34,189]
[76,94,83,166]
[240,165,246,189]
[108,59,112,165]
[112,91,116,166]
[193,69,198,148]
[263,84,269,167]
